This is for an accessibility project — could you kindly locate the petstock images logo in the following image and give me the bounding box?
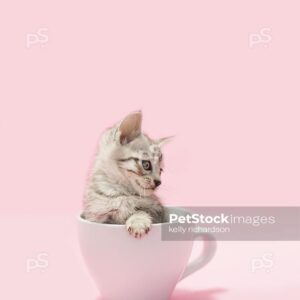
[161,207,300,241]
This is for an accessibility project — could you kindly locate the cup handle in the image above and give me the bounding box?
[179,234,217,281]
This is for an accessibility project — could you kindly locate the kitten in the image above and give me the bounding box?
[83,111,171,238]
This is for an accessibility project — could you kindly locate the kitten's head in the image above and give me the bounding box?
[98,111,171,196]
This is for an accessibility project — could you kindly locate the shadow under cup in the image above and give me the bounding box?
[77,207,216,300]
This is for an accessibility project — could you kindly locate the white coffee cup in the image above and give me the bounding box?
[78,207,217,300]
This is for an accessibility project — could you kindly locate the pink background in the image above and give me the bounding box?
[0,1,299,299]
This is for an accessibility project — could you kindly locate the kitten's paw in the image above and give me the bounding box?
[126,212,152,238]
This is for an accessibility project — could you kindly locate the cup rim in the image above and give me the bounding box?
[78,205,187,227]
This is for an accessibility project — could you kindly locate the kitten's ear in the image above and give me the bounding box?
[116,111,142,145]
[156,136,174,147]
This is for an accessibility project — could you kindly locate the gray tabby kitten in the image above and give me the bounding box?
[83,111,171,238]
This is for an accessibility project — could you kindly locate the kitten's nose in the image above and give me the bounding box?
[154,180,161,188]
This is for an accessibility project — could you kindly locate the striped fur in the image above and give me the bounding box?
[83,111,171,238]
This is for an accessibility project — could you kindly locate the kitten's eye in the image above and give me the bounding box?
[142,160,152,171]
[160,168,164,173]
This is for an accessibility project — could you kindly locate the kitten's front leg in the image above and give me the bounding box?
[126,211,152,238]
